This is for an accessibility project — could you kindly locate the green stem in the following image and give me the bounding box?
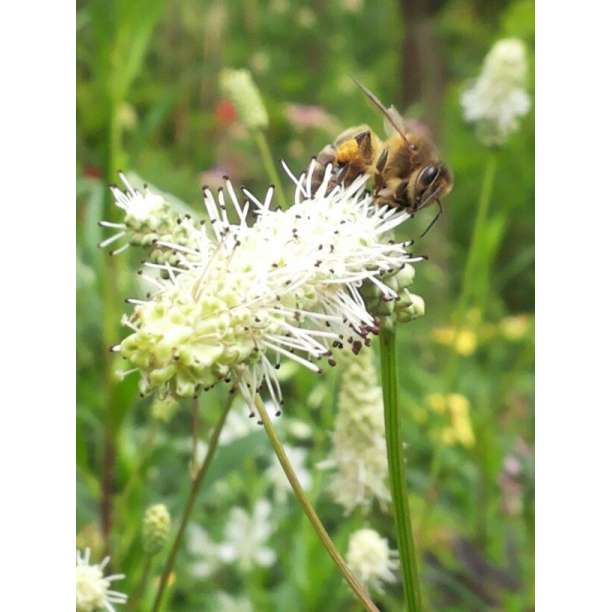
[129,555,152,610]
[443,154,497,388]
[379,324,422,612]
[416,446,444,540]
[117,423,158,511]
[100,105,122,551]
[253,129,288,209]
[253,396,379,612]
[456,154,497,321]
[151,394,234,612]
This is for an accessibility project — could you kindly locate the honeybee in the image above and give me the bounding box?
[310,80,453,235]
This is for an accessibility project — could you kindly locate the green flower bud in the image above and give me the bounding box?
[395,291,425,322]
[394,264,415,291]
[151,395,179,423]
[142,504,171,555]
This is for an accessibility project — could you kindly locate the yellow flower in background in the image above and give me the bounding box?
[426,392,447,414]
[433,310,531,354]
[425,393,475,448]
[499,314,531,341]
[432,326,478,356]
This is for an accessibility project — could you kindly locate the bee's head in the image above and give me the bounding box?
[409,162,453,212]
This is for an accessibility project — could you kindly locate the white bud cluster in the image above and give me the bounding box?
[99,173,200,263]
[326,347,391,513]
[347,528,398,592]
[461,38,531,146]
[142,503,171,555]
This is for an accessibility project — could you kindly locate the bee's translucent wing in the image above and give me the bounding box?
[352,78,408,143]
[383,105,408,138]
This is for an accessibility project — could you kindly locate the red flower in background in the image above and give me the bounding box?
[215,99,237,125]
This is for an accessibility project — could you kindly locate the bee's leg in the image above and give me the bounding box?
[354,130,372,156]
[310,144,337,194]
[374,186,394,204]
[334,124,372,147]
[373,148,388,191]
[376,148,389,173]
[394,180,409,204]
[375,180,409,209]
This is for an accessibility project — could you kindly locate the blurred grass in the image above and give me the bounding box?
[77,0,534,610]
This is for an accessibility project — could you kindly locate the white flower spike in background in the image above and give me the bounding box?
[115,161,422,416]
[461,38,530,146]
[325,348,391,513]
[346,528,399,592]
[76,548,127,612]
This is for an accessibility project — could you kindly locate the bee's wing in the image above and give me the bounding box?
[383,105,409,138]
[352,78,409,143]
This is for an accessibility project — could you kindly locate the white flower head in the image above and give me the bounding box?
[265,444,311,502]
[99,173,199,260]
[116,162,421,417]
[187,524,221,578]
[215,592,254,612]
[347,529,399,592]
[325,348,391,513]
[461,38,531,146]
[218,499,276,571]
[76,549,127,612]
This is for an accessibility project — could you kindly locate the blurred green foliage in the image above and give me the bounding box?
[77,0,534,610]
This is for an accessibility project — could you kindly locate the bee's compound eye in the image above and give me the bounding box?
[419,165,438,186]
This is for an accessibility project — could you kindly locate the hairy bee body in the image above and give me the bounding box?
[309,82,453,220]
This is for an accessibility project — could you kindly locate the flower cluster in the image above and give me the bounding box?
[100,173,200,264]
[115,162,421,416]
[76,549,127,612]
[346,528,398,592]
[325,347,391,513]
[461,38,531,146]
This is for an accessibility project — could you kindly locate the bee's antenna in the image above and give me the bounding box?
[419,199,443,239]
[352,78,409,144]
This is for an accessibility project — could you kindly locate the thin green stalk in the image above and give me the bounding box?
[416,446,444,540]
[253,129,288,209]
[117,423,158,512]
[443,153,497,387]
[456,154,497,321]
[253,396,380,612]
[151,394,234,612]
[129,555,152,610]
[191,397,200,480]
[379,324,422,612]
[100,106,122,550]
